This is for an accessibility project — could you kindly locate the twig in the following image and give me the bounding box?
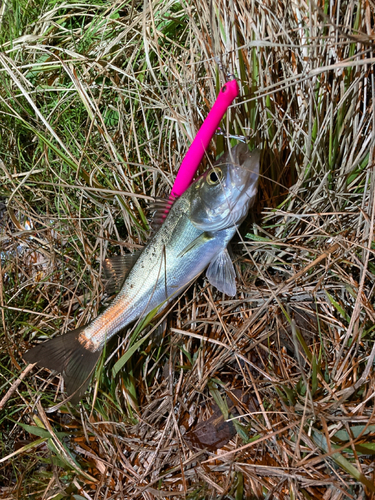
[0,363,35,410]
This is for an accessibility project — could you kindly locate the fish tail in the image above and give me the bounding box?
[24,327,102,404]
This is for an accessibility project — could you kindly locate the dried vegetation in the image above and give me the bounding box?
[1,0,375,498]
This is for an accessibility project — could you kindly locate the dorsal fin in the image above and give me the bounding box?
[148,195,177,233]
[103,254,141,294]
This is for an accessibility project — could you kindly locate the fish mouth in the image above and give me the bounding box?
[233,144,261,172]
[243,149,261,172]
[220,160,259,224]
[189,145,260,231]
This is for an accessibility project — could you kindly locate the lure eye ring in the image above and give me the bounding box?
[207,168,223,185]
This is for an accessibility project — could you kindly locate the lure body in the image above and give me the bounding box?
[170,79,239,199]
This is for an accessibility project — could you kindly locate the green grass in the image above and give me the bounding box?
[1,0,375,498]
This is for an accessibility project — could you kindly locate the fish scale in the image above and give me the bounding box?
[24,144,260,403]
[85,196,236,350]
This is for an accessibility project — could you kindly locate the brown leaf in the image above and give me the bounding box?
[184,389,256,451]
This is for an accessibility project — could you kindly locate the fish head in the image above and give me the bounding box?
[189,144,260,231]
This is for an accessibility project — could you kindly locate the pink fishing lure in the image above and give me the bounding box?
[170,79,239,200]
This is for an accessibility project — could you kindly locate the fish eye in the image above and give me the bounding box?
[207,169,223,185]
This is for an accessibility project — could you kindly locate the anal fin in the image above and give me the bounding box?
[206,249,236,296]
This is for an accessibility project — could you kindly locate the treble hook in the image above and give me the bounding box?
[214,55,235,84]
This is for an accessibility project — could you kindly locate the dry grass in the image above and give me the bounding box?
[1,0,375,498]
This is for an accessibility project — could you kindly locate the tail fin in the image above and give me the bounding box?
[24,327,102,404]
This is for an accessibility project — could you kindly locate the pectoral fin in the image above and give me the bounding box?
[103,253,141,294]
[178,232,213,258]
[206,249,236,296]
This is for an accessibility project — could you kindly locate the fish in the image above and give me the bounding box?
[24,144,260,403]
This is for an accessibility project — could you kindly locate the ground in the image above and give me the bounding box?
[0,0,375,499]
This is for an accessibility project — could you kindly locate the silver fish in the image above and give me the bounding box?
[24,144,260,403]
